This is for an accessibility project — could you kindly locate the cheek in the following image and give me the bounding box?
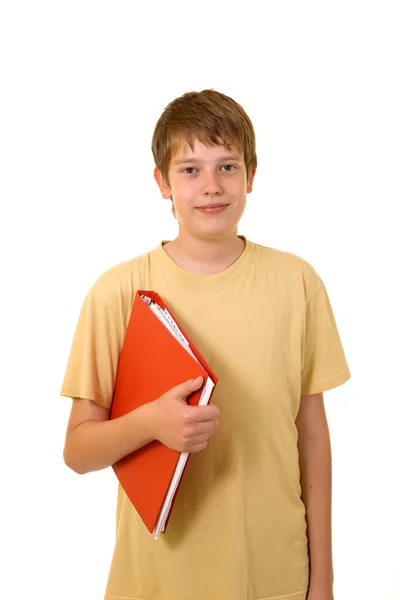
[171,178,194,197]
[172,196,194,219]
[226,177,247,194]
[172,188,197,211]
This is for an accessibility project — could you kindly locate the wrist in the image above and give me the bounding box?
[133,401,158,444]
[308,574,334,592]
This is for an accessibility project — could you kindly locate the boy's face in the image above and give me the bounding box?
[154,138,256,240]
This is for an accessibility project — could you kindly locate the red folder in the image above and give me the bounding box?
[110,290,218,537]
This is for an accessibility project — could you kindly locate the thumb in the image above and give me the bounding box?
[190,375,204,388]
[175,376,204,398]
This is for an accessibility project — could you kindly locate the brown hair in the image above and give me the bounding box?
[151,89,257,214]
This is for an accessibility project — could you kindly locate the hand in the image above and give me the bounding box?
[146,376,219,453]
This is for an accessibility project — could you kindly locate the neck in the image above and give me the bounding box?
[163,230,245,276]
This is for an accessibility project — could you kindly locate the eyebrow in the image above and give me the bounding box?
[173,154,243,166]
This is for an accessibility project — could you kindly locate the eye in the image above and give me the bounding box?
[182,164,237,175]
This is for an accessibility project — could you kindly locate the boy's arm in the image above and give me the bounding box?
[296,392,334,598]
[63,398,155,474]
[63,377,219,474]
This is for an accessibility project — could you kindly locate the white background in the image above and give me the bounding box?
[1,1,399,599]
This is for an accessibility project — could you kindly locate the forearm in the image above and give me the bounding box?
[64,403,155,474]
[298,427,334,588]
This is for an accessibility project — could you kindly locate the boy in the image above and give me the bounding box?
[61,89,351,600]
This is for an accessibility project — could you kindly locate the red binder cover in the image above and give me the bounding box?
[110,290,218,536]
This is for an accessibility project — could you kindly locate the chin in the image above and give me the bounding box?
[195,223,240,239]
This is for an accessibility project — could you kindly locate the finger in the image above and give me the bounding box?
[192,420,218,435]
[189,440,208,453]
[192,405,220,421]
[174,376,204,398]
[190,429,214,445]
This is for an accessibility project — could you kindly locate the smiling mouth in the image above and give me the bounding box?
[195,203,228,209]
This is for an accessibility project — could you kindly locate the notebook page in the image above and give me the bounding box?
[162,309,190,347]
[143,297,200,364]
[153,376,215,539]
[140,295,215,539]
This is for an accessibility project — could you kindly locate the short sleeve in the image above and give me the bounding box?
[60,286,124,409]
[301,283,351,396]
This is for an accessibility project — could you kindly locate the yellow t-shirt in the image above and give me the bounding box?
[61,236,351,600]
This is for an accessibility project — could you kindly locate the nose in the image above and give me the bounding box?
[200,170,223,196]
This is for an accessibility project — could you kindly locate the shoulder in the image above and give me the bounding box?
[84,250,151,315]
[253,241,324,301]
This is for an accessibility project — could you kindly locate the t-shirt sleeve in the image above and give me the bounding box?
[60,285,124,409]
[301,282,351,396]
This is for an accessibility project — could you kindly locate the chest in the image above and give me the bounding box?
[160,282,305,408]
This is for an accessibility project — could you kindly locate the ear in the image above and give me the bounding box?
[154,167,172,199]
[247,166,257,193]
